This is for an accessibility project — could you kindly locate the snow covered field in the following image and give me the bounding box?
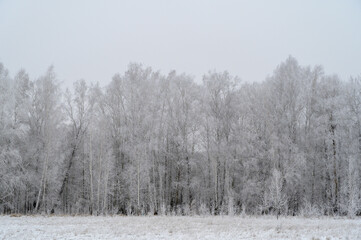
[0,215,360,240]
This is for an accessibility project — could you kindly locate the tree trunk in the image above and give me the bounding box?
[97,140,102,215]
[89,129,94,215]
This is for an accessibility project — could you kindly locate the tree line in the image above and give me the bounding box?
[0,56,360,217]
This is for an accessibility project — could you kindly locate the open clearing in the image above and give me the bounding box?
[0,215,360,240]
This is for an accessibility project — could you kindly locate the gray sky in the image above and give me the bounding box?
[0,0,360,87]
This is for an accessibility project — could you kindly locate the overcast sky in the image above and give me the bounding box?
[0,0,360,87]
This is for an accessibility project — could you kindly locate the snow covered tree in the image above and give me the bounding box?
[0,57,360,216]
[266,169,287,219]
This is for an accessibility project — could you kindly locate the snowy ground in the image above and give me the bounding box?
[0,215,360,240]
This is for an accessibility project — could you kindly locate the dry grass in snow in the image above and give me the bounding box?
[0,215,360,239]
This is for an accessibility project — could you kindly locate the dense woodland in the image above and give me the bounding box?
[0,57,360,217]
